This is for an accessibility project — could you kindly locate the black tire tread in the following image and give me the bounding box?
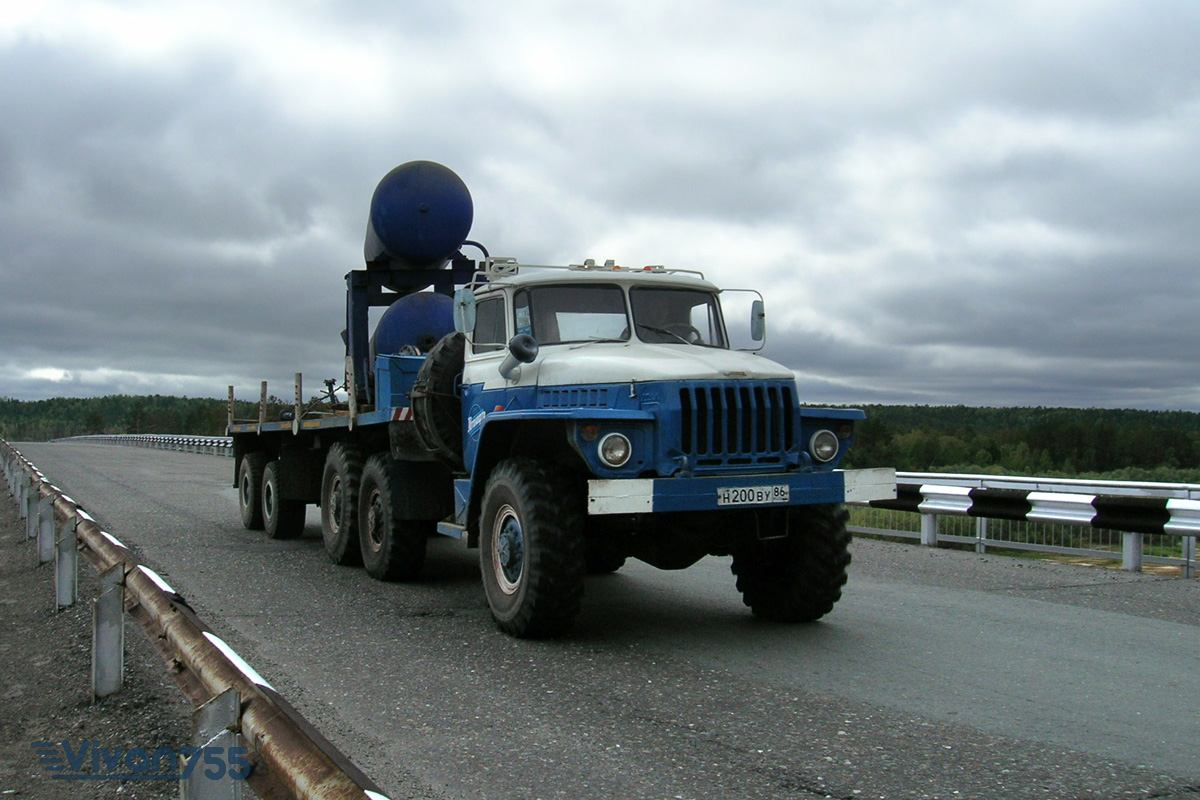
[263,460,306,540]
[481,458,585,638]
[238,452,267,531]
[731,504,851,622]
[358,453,428,581]
[321,441,364,566]
[411,332,465,469]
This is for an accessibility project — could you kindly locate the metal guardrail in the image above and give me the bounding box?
[1,438,390,800]
[61,433,235,456]
[857,471,1199,578]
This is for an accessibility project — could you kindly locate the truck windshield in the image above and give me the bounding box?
[513,285,631,345]
[630,287,727,347]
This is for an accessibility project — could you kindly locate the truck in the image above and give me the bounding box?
[228,160,896,638]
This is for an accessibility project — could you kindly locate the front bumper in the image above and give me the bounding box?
[588,467,897,515]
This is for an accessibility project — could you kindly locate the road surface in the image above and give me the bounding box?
[10,441,1200,799]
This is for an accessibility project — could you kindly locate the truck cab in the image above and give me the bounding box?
[440,258,894,636]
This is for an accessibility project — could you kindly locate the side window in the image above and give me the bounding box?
[472,296,506,352]
[514,290,533,338]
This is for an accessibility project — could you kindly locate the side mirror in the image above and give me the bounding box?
[499,334,539,380]
[454,288,476,333]
[750,300,765,342]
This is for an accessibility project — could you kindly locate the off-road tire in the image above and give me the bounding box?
[411,332,465,469]
[262,460,306,540]
[731,504,852,622]
[320,441,363,566]
[238,452,267,530]
[479,458,585,638]
[358,453,428,581]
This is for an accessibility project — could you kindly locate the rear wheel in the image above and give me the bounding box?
[731,504,851,622]
[262,460,306,540]
[358,454,428,581]
[320,442,363,566]
[238,452,267,530]
[479,459,585,638]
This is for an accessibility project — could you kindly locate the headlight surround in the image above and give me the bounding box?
[809,429,839,463]
[598,432,633,468]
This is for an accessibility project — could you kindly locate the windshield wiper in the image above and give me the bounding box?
[637,323,695,345]
[570,336,629,349]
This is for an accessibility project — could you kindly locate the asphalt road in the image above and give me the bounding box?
[11,441,1200,800]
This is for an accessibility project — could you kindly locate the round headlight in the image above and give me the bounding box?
[809,429,839,463]
[598,433,632,467]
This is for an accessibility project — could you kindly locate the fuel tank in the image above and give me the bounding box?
[370,291,455,360]
[363,160,473,268]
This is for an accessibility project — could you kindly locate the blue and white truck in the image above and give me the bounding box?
[228,161,896,638]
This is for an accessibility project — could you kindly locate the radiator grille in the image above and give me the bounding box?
[678,382,795,467]
[540,387,615,408]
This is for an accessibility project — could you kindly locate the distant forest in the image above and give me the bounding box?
[3,396,1199,482]
[844,405,1200,482]
[0,395,271,442]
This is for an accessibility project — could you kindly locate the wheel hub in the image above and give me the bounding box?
[493,505,524,595]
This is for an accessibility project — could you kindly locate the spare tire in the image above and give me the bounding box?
[411,331,465,469]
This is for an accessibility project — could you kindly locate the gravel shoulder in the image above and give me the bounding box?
[0,495,192,799]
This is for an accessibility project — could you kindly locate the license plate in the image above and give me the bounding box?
[716,485,790,507]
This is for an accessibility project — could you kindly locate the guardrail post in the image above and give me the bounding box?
[184,688,244,799]
[1181,536,1195,579]
[92,564,125,699]
[975,516,988,554]
[56,517,78,609]
[37,495,55,564]
[1121,532,1144,572]
[920,513,939,547]
[25,479,38,536]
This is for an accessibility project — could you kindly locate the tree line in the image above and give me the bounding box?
[0,395,249,442]
[843,405,1200,482]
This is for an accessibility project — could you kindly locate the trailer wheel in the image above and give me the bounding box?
[320,442,363,566]
[238,452,267,530]
[479,458,585,638]
[411,332,464,469]
[262,460,306,540]
[358,453,428,581]
[731,504,851,622]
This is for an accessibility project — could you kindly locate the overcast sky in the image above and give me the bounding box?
[3,1,1198,411]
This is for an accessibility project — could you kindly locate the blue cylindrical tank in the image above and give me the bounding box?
[370,291,455,360]
[364,161,473,268]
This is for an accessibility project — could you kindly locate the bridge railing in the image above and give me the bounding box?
[855,472,1199,578]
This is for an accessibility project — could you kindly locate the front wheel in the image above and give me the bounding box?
[731,504,852,622]
[479,459,585,638]
[358,454,428,581]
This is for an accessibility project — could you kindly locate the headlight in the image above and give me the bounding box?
[809,429,839,463]
[598,433,632,467]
